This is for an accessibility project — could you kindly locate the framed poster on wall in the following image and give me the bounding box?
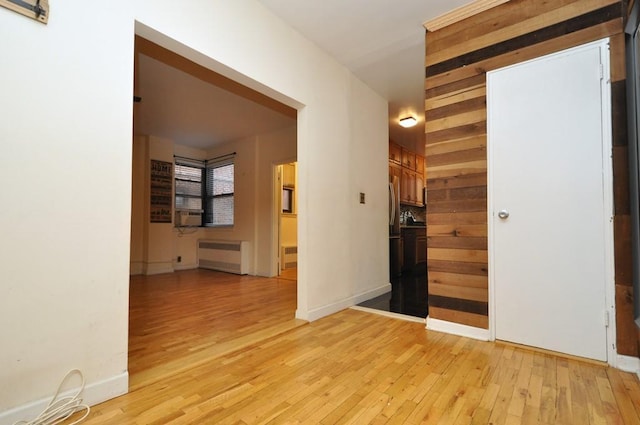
[150,160,172,223]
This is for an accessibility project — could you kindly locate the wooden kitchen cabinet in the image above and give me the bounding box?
[402,149,416,170]
[401,168,415,204]
[389,142,426,207]
[415,154,425,174]
[389,162,402,183]
[389,141,402,164]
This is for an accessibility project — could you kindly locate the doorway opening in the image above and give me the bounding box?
[129,31,302,384]
[275,162,298,282]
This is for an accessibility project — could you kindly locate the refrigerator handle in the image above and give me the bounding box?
[389,182,395,226]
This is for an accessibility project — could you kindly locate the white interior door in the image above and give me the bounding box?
[488,40,612,361]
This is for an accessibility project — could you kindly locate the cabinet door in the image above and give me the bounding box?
[415,172,424,206]
[389,142,402,164]
[400,168,416,204]
[415,154,425,174]
[402,149,416,170]
[389,163,402,182]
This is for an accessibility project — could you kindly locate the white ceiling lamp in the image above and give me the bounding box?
[399,116,417,128]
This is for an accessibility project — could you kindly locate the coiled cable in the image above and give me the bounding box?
[13,369,90,425]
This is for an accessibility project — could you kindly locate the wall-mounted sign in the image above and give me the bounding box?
[150,160,173,223]
[0,0,49,24]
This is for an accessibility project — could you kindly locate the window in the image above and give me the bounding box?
[175,163,203,211]
[282,187,293,213]
[174,155,235,227]
[205,160,234,226]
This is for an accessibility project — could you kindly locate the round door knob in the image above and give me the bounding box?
[498,210,510,219]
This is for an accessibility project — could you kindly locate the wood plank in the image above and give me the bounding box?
[426,0,603,47]
[425,135,486,157]
[426,122,486,145]
[428,271,488,289]
[427,260,489,276]
[428,248,488,263]
[427,236,488,250]
[616,284,638,356]
[614,214,633,287]
[427,199,487,214]
[426,86,487,111]
[426,96,487,121]
[425,109,487,133]
[426,0,619,66]
[613,80,629,149]
[425,19,622,90]
[428,306,489,328]
[427,173,487,191]
[426,4,622,77]
[426,160,487,180]
[427,211,487,225]
[428,185,486,202]
[427,224,487,238]
[426,289,485,313]
[425,74,486,100]
[423,0,511,32]
[610,32,626,81]
[427,147,487,169]
[614,145,630,216]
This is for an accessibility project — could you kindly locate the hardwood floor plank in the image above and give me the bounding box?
[77,271,640,424]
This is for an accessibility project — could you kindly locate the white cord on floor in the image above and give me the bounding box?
[13,369,90,425]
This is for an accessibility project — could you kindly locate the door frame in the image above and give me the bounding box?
[486,38,617,365]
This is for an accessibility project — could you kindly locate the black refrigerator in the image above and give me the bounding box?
[389,175,401,278]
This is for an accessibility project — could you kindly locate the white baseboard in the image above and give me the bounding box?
[296,283,391,322]
[426,316,490,341]
[0,371,128,424]
[143,262,174,275]
[616,354,640,375]
[173,263,198,271]
[350,306,425,324]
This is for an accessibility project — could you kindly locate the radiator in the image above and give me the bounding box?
[198,240,250,275]
[281,245,297,270]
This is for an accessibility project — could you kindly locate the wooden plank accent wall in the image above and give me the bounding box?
[425,0,636,356]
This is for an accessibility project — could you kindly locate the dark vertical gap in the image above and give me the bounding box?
[625,2,640,324]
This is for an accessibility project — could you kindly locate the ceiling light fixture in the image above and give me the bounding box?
[399,116,417,128]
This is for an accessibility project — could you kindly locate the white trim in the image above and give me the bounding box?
[173,263,198,271]
[423,0,511,32]
[616,354,640,374]
[426,317,490,341]
[143,262,174,275]
[296,283,391,322]
[350,306,426,324]
[0,371,128,425]
[487,39,616,364]
[599,39,618,367]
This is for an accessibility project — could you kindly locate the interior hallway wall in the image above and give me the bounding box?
[0,0,388,419]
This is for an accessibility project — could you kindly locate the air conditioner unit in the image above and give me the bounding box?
[176,210,202,227]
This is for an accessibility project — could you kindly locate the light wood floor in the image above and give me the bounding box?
[82,270,640,424]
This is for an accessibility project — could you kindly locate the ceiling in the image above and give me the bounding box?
[135,0,473,153]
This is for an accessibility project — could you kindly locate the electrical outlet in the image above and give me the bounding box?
[359,193,365,204]
[177,256,182,263]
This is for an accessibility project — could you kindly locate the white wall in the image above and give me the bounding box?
[0,0,133,419]
[0,0,388,418]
